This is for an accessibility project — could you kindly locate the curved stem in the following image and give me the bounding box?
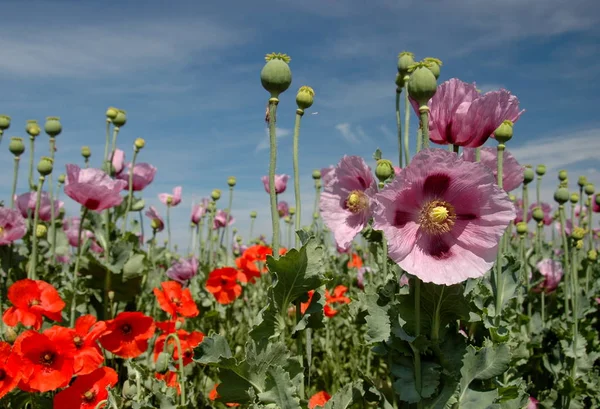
[225,186,234,265]
[395,88,403,168]
[268,97,280,258]
[164,333,187,406]
[71,207,89,325]
[293,109,303,249]
[28,176,45,280]
[123,149,139,232]
[10,157,20,208]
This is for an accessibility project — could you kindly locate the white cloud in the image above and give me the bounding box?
[255,128,292,152]
[335,123,360,144]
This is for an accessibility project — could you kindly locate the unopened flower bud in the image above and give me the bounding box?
[423,57,442,79]
[261,53,292,98]
[289,207,296,216]
[58,174,65,184]
[375,159,394,182]
[516,222,528,235]
[296,86,315,110]
[523,166,535,185]
[44,117,62,137]
[531,207,544,223]
[570,193,579,204]
[407,63,437,108]
[583,184,594,196]
[37,157,53,176]
[283,215,291,223]
[134,138,145,150]
[397,51,415,78]
[572,227,586,241]
[4,327,17,343]
[211,189,221,201]
[588,250,597,261]
[122,380,137,399]
[227,177,236,187]
[131,199,145,212]
[155,352,170,374]
[81,146,91,158]
[578,176,588,188]
[106,107,118,120]
[558,170,568,181]
[312,170,321,180]
[395,72,405,88]
[494,120,513,144]
[554,188,569,204]
[250,211,257,219]
[175,320,183,330]
[36,224,47,238]
[9,137,25,156]
[108,291,115,301]
[535,165,546,176]
[112,110,127,127]
[0,115,11,132]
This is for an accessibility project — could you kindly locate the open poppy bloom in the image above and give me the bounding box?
[159,186,182,207]
[64,164,127,212]
[156,371,181,394]
[209,383,241,407]
[153,329,204,367]
[206,268,243,305]
[347,253,363,269]
[324,286,351,318]
[98,312,155,358]
[13,327,76,392]
[53,366,118,409]
[153,281,199,319]
[0,342,21,399]
[69,315,107,376]
[0,208,27,246]
[3,279,65,330]
[308,391,332,408]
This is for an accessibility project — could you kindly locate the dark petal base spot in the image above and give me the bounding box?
[427,237,452,260]
[84,198,101,210]
[424,173,450,198]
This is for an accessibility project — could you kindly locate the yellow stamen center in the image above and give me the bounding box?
[0,227,4,237]
[419,200,456,235]
[346,190,369,214]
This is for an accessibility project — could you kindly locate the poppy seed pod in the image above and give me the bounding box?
[9,137,25,156]
[532,207,545,223]
[113,110,127,127]
[106,107,118,120]
[516,222,528,235]
[536,164,546,176]
[289,207,296,216]
[570,193,579,204]
[261,53,292,98]
[26,120,40,137]
[558,170,568,181]
[250,210,257,218]
[588,250,598,262]
[397,51,415,78]
[0,115,11,132]
[494,120,514,144]
[35,224,47,238]
[554,188,570,204]
[211,189,221,201]
[375,159,394,182]
[134,138,145,150]
[571,227,586,241]
[312,170,321,180]
[44,117,62,137]
[37,157,54,176]
[407,63,438,108]
[296,86,315,110]
[585,184,595,196]
[58,174,66,184]
[81,146,91,158]
[227,177,236,187]
[523,167,535,185]
[578,176,588,188]
[423,57,443,79]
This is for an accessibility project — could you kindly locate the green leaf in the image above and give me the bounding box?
[293,289,325,334]
[123,253,146,280]
[362,291,391,344]
[194,334,234,365]
[459,389,498,409]
[257,365,301,409]
[323,381,365,409]
[392,359,441,404]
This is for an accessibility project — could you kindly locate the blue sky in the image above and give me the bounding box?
[0,0,599,250]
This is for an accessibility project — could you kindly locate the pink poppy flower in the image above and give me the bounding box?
[321,166,335,186]
[373,149,515,285]
[394,166,402,176]
[277,201,289,218]
[534,259,563,293]
[0,208,27,245]
[320,156,377,250]
[64,165,127,212]
[145,206,164,232]
[399,274,410,287]
[261,174,289,194]
[593,194,600,213]
[574,204,587,218]
[462,147,524,192]
[554,219,573,236]
[528,202,553,225]
[191,198,209,225]
[411,78,524,147]
[14,192,64,222]
[213,209,234,230]
[159,186,182,207]
[112,149,125,175]
[63,217,104,253]
[166,257,198,284]
[116,163,157,192]
[232,235,248,255]
[527,397,538,409]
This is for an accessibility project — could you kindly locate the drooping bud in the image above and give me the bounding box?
[155,352,170,374]
[423,57,443,79]
[211,189,221,201]
[106,107,118,120]
[134,138,145,150]
[37,157,54,176]
[406,62,437,108]
[375,159,394,182]
[494,120,514,144]
[523,166,535,185]
[570,193,579,204]
[397,51,415,78]
[516,222,528,235]
[395,72,405,88]
[227,177,237,187]
[296,86,315,110]
[9,137,25,156]
[585,184,595,196]
[44,117,62,137]
[558,170,568,181]
[535,165,546,176]
[554,188,569,204]
[131,199,145,212]
[312,170,321,180]
[122,380,137,399]
[113,110,127,127]
[81,146,91,158]
[261,53,292,98]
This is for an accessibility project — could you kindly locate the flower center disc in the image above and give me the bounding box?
[346,190,369,214]
[419,200,456,235]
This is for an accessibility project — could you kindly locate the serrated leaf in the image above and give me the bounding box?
[459,389,498,409]
[123,253,146,280]
[362,291,391,343]
[257,365,301,409]
[323,381,365,409]
[458,343,510,404]
[392,359,441,403]
[293,289,325,334]
[194,334,234,365]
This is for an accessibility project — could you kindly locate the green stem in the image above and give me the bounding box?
[28,176,45,280]
[207,208,215,268]
[559,206,571,316]
[431,286,445,342]
[71,207,89,325]
[249,217,255,241]
[522,185,529,225]
[267,97,280,258]
[494,144,505,325]
[167,205,172,252]
[418,109,429,154]
[103,119,111,164]
[293,109,303,249]
[536,176,542,206]
[28,136,35,190]
[49,137,57,263]
[578,186,584,227]
[103,209,112,320]
[108,127,120,173]
[225,186,234,265]
[164,333,187,406]
[295,301,305,399]
[10,157,20,208]
[570,243,579,379]
[416,124,422,153]
[475,147,481,162]
[395,88,403,168]
[403,79,411,165]
[123,149,140,233]
[414,278,422,404]
[453,144,460,154]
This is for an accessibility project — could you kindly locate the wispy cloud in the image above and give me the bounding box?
[255,128,292,152]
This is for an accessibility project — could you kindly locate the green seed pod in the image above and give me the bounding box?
[0,115,11,131]
[227,176,237,187]
[494,120,514,144]
[578,176,588,188]
[9,137,25,156]
[134,138,145,150]
[395,72,405,89]
[250,210,257,219]
[113,110,127,127]
[175,320,183,330]
[131,199,145,212]
[406,63,437,108]
[535,164,546,176]
[558,170,568,181]
[423,57,443,79]
[81,146,91,158]
[508,194,516,202]
[37,157,54,176]
[296,86,315,110]
[235,235,242,243]
[58,174,66,184]
[531,207,544,223]
[588,250,597,262]
[106,107,118,120]
[554,187,569,204]
[26,120,40,137]
[397,51,415,78]
[211,189,221,201]
[289,207,296,216]
[122,380,137,399]
[283,215,291,223]
[150,218,161,230]
[375,159,394,182]
[36,224,47,238]
[4,327,17,343]
[516,222,528,235]
[155,352,170,374]
[44,117,62,137]
[313,212,319,220]
[312,170,321,180]
[260,53,292,98]
[523,166,535,185]
[585,184,595,196]
[570,193,579,204]
[571,227,586,241]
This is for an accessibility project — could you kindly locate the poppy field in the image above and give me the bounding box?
[0,51,599,409]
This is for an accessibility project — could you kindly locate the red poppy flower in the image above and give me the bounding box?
[235,254,262,283]
[3,279,65,330]
[0,342,21,399]
[70,315,107,376]
[155,371,180,394]
[209,383,241,407]
[98,312,155,358]
[53,366,118,409]
[324,285,351,318]
[155,318,185,334]
[153,281,199,319]
[14,326,76,392]
[309,391,331,408]
[240,245,287,273]
[300,290,315,314]
[347,253,363,269]
[206,268,242,305]
[153,329,204,367]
